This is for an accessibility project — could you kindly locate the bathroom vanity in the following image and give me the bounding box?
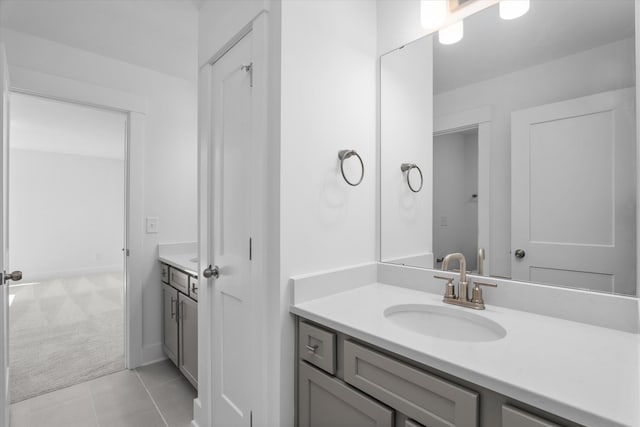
[159,245,199,389]
[296,318,577,427]
[290,264,640,427]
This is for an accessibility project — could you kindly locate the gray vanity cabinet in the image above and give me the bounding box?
[296,318,579,427]
[298,361,394,427]
[178,293,198,388]
[162,283,179,365]
[161,262,198,389]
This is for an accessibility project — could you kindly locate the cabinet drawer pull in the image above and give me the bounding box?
[170,297,176,319]
[306,344,319,353]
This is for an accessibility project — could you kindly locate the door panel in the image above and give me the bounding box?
[211,31,253,426]
[0,44,10,427]
[511,88,636,294]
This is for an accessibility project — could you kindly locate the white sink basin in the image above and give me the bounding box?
[384,304,507,342]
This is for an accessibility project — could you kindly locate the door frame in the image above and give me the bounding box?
[7,66,147,369]
[434,106,492,276]
[196,11,269,427]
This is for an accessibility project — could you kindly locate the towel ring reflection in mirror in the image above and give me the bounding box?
[338,149,364,186]
[401,163,423,193]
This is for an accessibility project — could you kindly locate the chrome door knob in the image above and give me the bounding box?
[4,271,22,283]
[514,249,526,259]
[203,265,220,279]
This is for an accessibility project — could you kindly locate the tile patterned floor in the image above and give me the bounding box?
[10,359,196,427]
[9,273,125,402]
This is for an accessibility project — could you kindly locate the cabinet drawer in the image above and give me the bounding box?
[299,362,393,427]
[161,264,169,284]
[299,321,336,375]
[169,267,189,294]
[190,276,199,301]
[502,405,561,427]
[344,340,478,427]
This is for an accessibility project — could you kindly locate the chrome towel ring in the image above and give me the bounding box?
[338,150,364,186]
[401,163,423,193]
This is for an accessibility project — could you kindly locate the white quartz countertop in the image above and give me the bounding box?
[290,283,640,427]
[158,242,198,276]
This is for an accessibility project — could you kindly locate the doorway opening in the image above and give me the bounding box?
[433,127,479,271]
[8,93,127,403]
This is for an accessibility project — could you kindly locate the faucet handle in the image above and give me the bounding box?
[471,281,497,304]
[434,275,456,299]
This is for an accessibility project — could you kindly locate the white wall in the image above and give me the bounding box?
[0,28,198,363]
[435,38,635,277]
[10,149,124,280]
[279,2,377,426]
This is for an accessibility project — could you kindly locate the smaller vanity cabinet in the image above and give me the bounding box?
[296,318,579,427]
[161,262,198,389]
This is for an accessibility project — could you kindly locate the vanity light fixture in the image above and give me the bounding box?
[439,20,464,45]
[420,0,448,29]
[499,0,530,20]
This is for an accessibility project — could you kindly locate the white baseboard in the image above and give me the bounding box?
[142,343,165,366]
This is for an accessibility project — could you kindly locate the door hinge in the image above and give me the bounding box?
[122,248,130,256]
[249,238,252,261]
[241,63,253,87]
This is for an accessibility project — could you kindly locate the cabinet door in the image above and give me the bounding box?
[299,362,393,427]
[162,284,179,365]
[179,294,198,389]
[344,340,478,427]
[502,405,561,427]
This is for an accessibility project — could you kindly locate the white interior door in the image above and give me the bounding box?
[511,88,636,294]
[210,31,254,427]
[0,44,10,427]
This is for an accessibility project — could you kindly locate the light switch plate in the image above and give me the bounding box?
[146,217,159,234]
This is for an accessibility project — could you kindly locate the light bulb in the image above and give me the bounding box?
[499,0,530,20]
[439,20,464,45]
[421,0,448,29]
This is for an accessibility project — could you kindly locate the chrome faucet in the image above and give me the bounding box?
[441,252,469,300]
[435,252,497,310]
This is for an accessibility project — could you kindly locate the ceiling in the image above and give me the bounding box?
[0,0,199,81]
[10,93,127,160]
[433,0,635,94]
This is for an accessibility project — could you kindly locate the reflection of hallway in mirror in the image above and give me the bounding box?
[433,129,478,272]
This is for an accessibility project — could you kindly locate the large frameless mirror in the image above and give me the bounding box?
[380,0,637,296]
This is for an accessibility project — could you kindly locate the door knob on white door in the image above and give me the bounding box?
[514,249,526,259]
[203,265,220,279]
[3,271,22,284]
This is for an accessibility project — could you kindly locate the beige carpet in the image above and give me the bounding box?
[9,272,125,403]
